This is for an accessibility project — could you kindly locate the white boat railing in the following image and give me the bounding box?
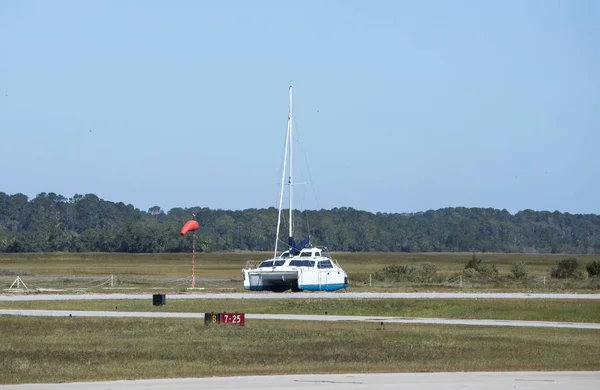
[244,258,345,272]
[244,260,259,270]
[332,259,343,269]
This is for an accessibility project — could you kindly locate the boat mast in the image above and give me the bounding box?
[273,83,292,259]
[288,82,293,251]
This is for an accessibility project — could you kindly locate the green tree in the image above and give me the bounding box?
[551,257,582,279]
[511,261,528,279]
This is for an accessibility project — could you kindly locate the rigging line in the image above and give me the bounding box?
[296,189,311,239]
[293,110,319,242]
[305,210,312,243]
[293,114,321,210]
[274,109,291,258]
[280,207,290,239]
[277,236,288,247]
[271,119,292,208]
[295,108,332,251]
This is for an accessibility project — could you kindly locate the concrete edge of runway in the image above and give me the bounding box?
[2,371,600,389]
[2,291,600,301]
[2,309,600,329]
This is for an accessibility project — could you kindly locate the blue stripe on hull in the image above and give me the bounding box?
[244,286,264,291]
[299,283,346,292]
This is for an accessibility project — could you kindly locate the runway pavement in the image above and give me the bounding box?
[3,291,599,329]
[1,372,600,389]
[2,291,600,301]
[2,309,600,329]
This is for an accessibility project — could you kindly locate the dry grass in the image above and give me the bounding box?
[1,316,599,385]
[0,252,256,278]
[333,252,600,276]
[1,252,599,292]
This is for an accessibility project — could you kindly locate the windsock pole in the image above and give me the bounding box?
[191,212,196,288]
[179,214,199,289]
[192,230,195,288]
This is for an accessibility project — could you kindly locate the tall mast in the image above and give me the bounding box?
[288,82,293,249]
[274,82,293,258]
[274,121,289,258]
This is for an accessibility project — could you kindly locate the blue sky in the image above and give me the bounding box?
[1,0,599,215]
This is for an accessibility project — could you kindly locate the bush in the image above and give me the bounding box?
[462,268,480,279]
[511,261,528,280]
[374,265,409,282]
[408,262,438,283]
[463,255,498,280]
[464,255,483,270]
[588,275,600,290]
[586,261,600,277]
[551,257,583,279]
[347,272,371,285]
[372,263,439,283]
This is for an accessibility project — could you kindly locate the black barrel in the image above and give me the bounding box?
[152,294,166,306]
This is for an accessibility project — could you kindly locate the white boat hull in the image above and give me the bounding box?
[298,269,348,292]
[243,269,301,292]
[243,266,348,292]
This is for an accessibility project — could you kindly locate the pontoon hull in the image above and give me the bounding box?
[243,270,301,292]
[244,268,349,292]
[299,283,347,291]
[297,269,348,292]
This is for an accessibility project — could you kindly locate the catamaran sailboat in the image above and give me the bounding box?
[242,83,348,292]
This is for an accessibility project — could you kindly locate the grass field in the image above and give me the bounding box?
[1,316,599,384]
[2,252,600,278]
[1,252,599,292]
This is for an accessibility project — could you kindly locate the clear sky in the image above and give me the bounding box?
[1,0,599,215]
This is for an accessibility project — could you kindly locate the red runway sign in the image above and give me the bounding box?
[204,312,245,326]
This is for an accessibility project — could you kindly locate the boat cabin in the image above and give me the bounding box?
[279,247,323,259]
[258,259,285,268]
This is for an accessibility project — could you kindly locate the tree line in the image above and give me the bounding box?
[1,192,599,254]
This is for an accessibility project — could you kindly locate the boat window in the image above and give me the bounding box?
[289,260,315,267]
[258,261,273,268]
[300,252,312,257]
[274,260,285,266]
[317,260,333,269]
[280,252,291,259]
[315,252,321,257]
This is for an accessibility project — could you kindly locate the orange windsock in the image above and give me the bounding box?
[180,220,199,236]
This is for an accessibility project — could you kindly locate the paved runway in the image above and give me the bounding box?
[3,292,599,329]
[1,372,600,389]
[2,309,600,329]
[2,292,600,301]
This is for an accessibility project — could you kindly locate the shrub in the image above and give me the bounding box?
[551,257,582,279]
[464,254,483,270]
[408,262,438,283]
[462,268,480,279]
[347,272,371,285]
[588,275,600,289]
[511,261,528,280]
[374,265,409,282]
[586,261,600,277]
[372,263,439,283]
[463,255,498,279]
